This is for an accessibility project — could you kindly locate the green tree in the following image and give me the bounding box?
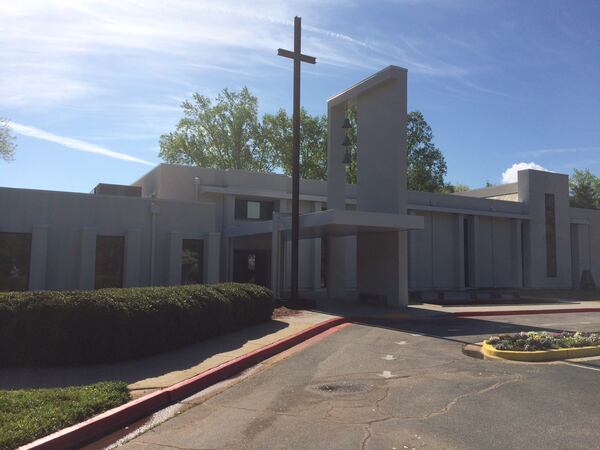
[0,118,16,161]
[570,169,599,209]
[406,111,447,192]
[441,183,470,193]
[159,87,274,172]
[261,108,328,180]
[159,88,453,191]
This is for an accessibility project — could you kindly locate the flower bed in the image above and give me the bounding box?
[486,331,600,352]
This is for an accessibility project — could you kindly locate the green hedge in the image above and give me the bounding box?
[0,283,274,367]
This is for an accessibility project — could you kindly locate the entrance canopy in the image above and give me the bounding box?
[226,208,423,240]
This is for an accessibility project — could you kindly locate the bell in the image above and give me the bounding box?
[342,117,352,129]
[342,148,351,165]
[341,135,352,147]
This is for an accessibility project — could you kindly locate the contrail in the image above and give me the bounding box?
[8,121,156,166]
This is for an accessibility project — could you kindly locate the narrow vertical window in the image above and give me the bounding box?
[0,232,32,291]
[181,239,204,284]
[320,235,328,288]
[545,193,557,278]
[95,235,125,289]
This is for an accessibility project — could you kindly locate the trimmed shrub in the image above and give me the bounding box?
[0,283,274,367]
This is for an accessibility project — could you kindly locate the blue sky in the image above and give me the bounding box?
[1,0,599,193]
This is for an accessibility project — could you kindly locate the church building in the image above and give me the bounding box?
[1,66,597,306]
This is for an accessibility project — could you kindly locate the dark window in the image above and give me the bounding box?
[235,199,274,221]
[545,193,557,278]
[95,235,124,289]
[181,239,204,285]
[0,232,31,292]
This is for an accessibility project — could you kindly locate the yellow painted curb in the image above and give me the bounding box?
[482,341,600,362]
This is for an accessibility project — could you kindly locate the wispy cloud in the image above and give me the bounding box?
[0,0,492,111]
[523,146,600,157]
[8,122,156,166]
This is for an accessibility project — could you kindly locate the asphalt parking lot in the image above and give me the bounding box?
[117,312,600,450]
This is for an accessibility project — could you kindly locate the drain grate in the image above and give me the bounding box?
[308,381,371,394]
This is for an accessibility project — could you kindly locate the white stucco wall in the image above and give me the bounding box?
[0,187,217,290]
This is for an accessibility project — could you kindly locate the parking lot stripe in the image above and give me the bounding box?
[562,362,600,372]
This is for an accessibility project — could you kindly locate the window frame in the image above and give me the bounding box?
[181,238,204,285]
[0,231,32,292]
[234,198,274,221]
[94,235,125,289]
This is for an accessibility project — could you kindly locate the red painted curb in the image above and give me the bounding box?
[453,307,600,317]
[20,317,348,450]
[165,316,347,403]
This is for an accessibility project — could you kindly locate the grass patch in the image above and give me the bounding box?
[486,331,600,351]
[0,381,129,450]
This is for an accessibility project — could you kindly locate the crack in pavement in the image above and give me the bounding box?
[361,387,391,450]
[405,374,523,421]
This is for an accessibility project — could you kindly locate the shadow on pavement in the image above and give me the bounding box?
[0,319,289,390]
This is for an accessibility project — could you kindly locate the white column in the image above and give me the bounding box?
[512,219,523,288]
[456,214,465,290]
[312,202,322,291]
[205,232,221,284]
[270,213,281,297]
[79,227,96,290]
[124,229,141,287]
[398,230,409,307]
[327,104,347,210]
[472,216,480,288]
[327,236,346,300]
[221,194,235,282]
[407,211,418,290]
[29,225,48,291]
[168,232,182,286]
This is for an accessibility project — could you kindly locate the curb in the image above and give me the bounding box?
[21,317,348,450]
[452,307,600,318]
[481,341,600,362]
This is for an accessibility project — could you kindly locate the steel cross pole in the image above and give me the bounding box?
[277,16,316,303]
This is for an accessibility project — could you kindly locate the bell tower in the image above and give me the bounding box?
[326,66,410,306]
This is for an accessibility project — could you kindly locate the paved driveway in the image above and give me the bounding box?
[117,313,600,450]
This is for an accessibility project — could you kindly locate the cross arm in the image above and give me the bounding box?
[277,48,316,64]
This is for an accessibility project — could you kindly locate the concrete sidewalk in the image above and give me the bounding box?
[413,300,600,314]
[0,310,336,398]
[3,300,596,396]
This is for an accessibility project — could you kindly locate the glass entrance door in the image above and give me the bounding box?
[233,250,271,288]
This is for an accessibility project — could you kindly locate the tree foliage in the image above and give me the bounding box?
[159,87,274,172]
[570,169,600,209]
[261,108,328,180]
[0,118,16,162]
[159,89,454,193]
[406,111,447,192]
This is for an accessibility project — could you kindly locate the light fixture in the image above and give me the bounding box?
[342,117,351,129]
[341,135,352,147]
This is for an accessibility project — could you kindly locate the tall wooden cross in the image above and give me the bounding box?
[278,17,316,303]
